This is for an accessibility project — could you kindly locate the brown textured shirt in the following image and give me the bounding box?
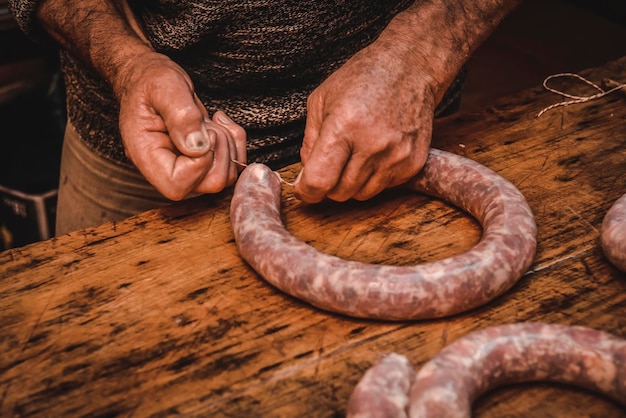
[9,0,461,170]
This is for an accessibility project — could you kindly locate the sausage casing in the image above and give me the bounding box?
[230,149,537,320]
[600,193,626,272]
[347,323,626,418]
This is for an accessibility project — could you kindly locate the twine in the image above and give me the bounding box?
[232,159,298,187]
[537,72,626,117]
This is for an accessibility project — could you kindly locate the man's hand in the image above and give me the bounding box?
[296,38,435,203]
[116,52,246,200]
[295,0,522,204]
[35,0,246,201]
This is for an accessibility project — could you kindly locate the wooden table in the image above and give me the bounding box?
[2,57,626,418]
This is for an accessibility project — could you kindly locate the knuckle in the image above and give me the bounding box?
[302,177,333,197]
[162,187,187,202]
[326,190,351,203]
[197,176,227,195]
[175,104,204,125]
[231,123,247,139]
[306,88,323,108]
[352,192,372,202]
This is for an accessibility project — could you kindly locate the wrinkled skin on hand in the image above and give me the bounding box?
[32,0,247,201]
[296,35,437,204]
[116,52,247,201]
[295,0,523,204]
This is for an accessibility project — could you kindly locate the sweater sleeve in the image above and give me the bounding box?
[8,0,57,46]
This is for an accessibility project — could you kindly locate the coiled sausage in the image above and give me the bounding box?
[230,149,537,320]
[347,323,626,418]
[600,193,626,272]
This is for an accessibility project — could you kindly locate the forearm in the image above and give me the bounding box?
[35,0,153,97]
[376,0,522,101]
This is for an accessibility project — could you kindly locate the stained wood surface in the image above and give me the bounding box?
[2,58,626,418]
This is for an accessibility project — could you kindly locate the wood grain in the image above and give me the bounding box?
[2,57,626,417]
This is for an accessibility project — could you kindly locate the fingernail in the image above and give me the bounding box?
[215,111,233,125]
[185,128,210,151]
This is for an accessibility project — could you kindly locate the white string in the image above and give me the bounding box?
[537,72,626,117]
[232,159,297,187]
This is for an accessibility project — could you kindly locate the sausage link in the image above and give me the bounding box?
[600,193,626,272]
[346,353,415,418]
[348,323,626,418]
[230,149,537,320]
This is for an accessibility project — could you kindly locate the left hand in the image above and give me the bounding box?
[295,40,438,203]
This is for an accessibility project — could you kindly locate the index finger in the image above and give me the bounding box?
[295,121,351,203]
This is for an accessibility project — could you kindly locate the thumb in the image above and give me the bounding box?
[178,123,215,156]
[156,81,213,157]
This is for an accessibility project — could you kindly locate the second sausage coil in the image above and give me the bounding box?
[347,323,626,418]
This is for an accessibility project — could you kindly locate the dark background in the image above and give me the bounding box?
[464,0,626,111]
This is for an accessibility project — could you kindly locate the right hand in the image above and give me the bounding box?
[115,52,246,201]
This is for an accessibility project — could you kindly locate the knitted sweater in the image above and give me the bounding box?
[9,1,461,170]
